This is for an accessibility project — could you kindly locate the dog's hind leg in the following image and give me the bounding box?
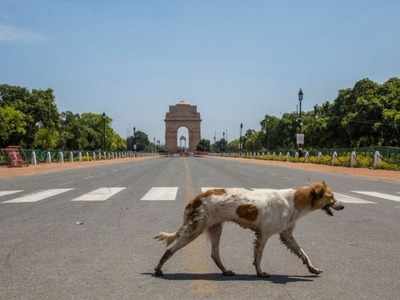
[280,228,322,275]
[207,223,234,276]
[154,220,207,277]
[253,231,270,278]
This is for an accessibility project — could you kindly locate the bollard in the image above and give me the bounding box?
[286,152,290,161]
[86,152,89,161]
[93,152,96,160]
[295,151,299,159]
[47,151,52,163]
[373,151,381,168]
[332,151,338,165]
[318,152,322,160]
[305,151,309,162]
[31,151,37,166]
[350,151,357,167]
[59,151,64,163]
[104,152,106,160]
[70,151,74,162]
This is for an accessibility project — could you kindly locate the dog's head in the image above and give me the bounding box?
[310,181,344,216]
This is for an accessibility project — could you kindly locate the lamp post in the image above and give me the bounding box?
[102,112,106,151]
[298,88,303,132]
[133,127,136,154]
[297,89,304,156]
[239,122,243,155]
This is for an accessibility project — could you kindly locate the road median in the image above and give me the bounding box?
[208,155,400,183]
[0,155,161,179]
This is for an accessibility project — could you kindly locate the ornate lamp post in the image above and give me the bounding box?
[239,122,243,155]
[102,112,106,150]
[298,88,303,132]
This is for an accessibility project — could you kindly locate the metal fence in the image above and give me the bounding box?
[208,146,400,170]
[0,149,158,166]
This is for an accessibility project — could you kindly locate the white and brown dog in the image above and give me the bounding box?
[154,181,344,277]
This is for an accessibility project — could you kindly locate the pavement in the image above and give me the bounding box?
[0,156,399,300]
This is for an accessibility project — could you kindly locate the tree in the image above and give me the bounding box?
[196,139,211,152]
[0,106,27,147]
[33,128,60,149]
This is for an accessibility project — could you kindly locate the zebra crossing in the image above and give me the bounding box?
[0,186,399,204]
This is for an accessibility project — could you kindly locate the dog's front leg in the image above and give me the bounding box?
[280,228,322,275]
[253,231,270,277]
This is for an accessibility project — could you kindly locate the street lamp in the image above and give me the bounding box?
[133,126,136,153]
[239,122,243,155]
[102,112,106,151]
[298,88,303,130]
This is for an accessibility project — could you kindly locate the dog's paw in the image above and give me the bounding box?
[222,270,235,276]
[308,266,323,275]
[154,269,164,277]
[257,272,271,278]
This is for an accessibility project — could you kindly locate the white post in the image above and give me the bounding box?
[373,151,381,168]
[278,152,281,157]
[86,152,89,161]
[59,151,64,163]
[286,152,290,161]
[69,151,74,162]
[295,151,299,159]
[318,152,322,160]
[31,151,37,166]
[79,152,82,161]
[47,151,52,163]
[305,151,309,162]
[104,151,106,160]
[350,151,357,167]
[93,152,96,160]
[332,151,338,165]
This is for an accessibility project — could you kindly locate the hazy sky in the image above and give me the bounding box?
[1,0,399,143]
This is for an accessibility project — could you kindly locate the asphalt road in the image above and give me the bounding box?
[1,156,399,300]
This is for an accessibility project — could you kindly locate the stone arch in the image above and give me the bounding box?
[165,100,201,153]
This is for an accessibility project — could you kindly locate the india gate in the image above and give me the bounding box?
[165,100,201,153]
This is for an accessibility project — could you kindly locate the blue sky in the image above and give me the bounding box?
[1,0,399,143]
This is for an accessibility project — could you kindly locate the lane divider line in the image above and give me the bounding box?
[140,187,178,201]
[0,190,23,197]
[334,192,375,204]
[72,187,126,202]
[352,191,400,202]
[2,189,73,203]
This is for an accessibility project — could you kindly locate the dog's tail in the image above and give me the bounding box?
[154,232,177,246]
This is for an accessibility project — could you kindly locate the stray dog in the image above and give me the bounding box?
[154,181,344,277]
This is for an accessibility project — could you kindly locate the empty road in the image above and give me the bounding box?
[1,156,399,299]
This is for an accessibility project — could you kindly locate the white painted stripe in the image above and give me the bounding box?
[141,187,178,201]
[251,188,276,192]
[3,189,73,203]
[72,187,126,201]
[201,187,251,193]
[352,191,400,202]
[334,193,375,204]
[0,190,23,197]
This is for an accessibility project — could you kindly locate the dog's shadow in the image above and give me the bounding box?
[141,272,317,284]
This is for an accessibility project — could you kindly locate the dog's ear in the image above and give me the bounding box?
[310,182,325,207]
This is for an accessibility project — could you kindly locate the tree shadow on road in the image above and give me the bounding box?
[141,272,317,284]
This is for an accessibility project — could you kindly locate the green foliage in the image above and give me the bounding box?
[127,130,149,151]
[0,105,27,146]
[0,84,127,151]
[33,128,60,149]
[196,139,211,152]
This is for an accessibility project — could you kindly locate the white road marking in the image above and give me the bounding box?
[201,187,251,193]
[72,187,126,201]
[2,189,73,203]
[352,191,400,202]
[0,190,23,197]
[141,187,178,201]
[334,193,375,204]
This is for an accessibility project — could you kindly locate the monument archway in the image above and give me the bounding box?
[165,100,201,153]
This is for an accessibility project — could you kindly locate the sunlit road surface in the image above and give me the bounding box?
[1,156,399,299]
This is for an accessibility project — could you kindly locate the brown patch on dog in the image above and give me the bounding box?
[236,204,258,221]
[186,189,226,210]
[294,182,326,210]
